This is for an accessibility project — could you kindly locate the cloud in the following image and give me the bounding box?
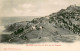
[0,0,80,17]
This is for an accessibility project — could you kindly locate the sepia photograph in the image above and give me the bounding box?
[0,0,80,51]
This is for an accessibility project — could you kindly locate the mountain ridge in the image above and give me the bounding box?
[2,5,80,43]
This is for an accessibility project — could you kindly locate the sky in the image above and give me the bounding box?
[0,0,80,17]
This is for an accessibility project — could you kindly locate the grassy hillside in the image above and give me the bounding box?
[2,5,80,43]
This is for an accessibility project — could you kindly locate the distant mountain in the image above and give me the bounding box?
[3,5,80,43]
[1,16,41,26]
